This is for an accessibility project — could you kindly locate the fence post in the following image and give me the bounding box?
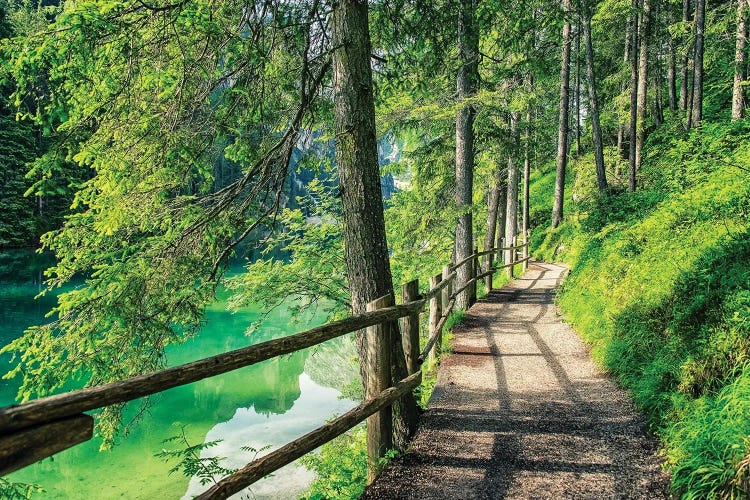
[428,273,443,366]
[401,280,420,376]
[484,245,493,292]
[365,294,393,483]
[523,230,529,272]
[470,246,479,305]
[507,236,516,280]
[442,265,452,316]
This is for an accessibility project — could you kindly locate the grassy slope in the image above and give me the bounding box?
[529,117,750,498]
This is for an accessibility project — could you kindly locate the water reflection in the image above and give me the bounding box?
[183,374,356,500]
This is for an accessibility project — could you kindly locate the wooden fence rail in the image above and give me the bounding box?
[0,237,531,498]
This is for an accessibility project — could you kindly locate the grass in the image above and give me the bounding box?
[529,117,750,498]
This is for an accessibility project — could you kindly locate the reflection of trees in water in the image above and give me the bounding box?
[303,336,359,393]
[0,250,56,284]
[188,349,308,422]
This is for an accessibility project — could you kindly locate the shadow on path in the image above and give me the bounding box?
[362,262,669,499]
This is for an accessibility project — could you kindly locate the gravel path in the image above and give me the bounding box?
[362,262,669,499]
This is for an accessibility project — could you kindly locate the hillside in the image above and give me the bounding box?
[530,117,750,498]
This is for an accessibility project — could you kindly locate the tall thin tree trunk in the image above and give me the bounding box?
[505,113,520,265]
[680,0,691,110]
[655,51,665,125]
[635,0,651,171]
[733,0,748,120]
[523,107,532,235]
[583,0,608,192]
[617,26,631,173]
[485,182,501,258]
[628,0,640,191]
[454,0,479,310]
[668,38,678,111]
[331,0,417,452]
[496,175,507,258]
[690,0,705,128]
[552,0,572,227]
[575,17,582,157]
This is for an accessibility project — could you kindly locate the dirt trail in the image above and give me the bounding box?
[362,262,669,499]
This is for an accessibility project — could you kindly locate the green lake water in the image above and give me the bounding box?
[0,250,359,499]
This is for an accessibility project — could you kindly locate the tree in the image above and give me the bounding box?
[552,0,573,227]
[454,0,479,308]
[680,0,691,110]
[331,0,418,453]
[628,0,640,191]
[733,0,748,120]
[505,112,519,265]
[582,0,608,191]
[635,0,651,171]
[688,0,705,128]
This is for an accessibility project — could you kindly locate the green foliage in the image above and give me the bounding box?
[299,426,368,500]
[227,179,349,327]
[0,0,329,445]
[530,117,750,498]
[155,425,255,487]
[0,478,43,500]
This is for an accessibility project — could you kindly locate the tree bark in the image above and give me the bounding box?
[552,0,572,227]
[655,49,665,125]
[454,0,479,310]
[485,179,501,260]
[733,0,748,120]
[331,0,417,451]
[575,20,582,157]
[635,0,651,171]
[582,0,608,192]
[680,0,691,111]
[523,108,532,235]
[495,174,507,259]
[505,113,520,266]
[617,26,631,172]
[668,38,678,111]
[628,0,640,192]
[689,0,705,128]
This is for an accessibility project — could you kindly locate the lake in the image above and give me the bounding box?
[0,250,359,499]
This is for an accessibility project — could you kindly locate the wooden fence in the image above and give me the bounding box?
[0,235,530,499]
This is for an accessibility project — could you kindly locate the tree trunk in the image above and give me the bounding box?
[582,0,608,192]
[495,175,507,259]
[655,50,665,125]
[575,21,582,157]
[617,26,631,172]
[689,0,705,128]
[733,0,748,120]
[485,181,501,260]
[505,113,520,266]
[552,0,572,227]
[668,38,678,111]
[680,0,691,111]
[454,0,479,310]
[635,0,651,171]
[331,0,417,451]
[523,108,532,236]
[628,0,640,192]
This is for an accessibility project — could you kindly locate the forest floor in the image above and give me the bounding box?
[362,262,670,499]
